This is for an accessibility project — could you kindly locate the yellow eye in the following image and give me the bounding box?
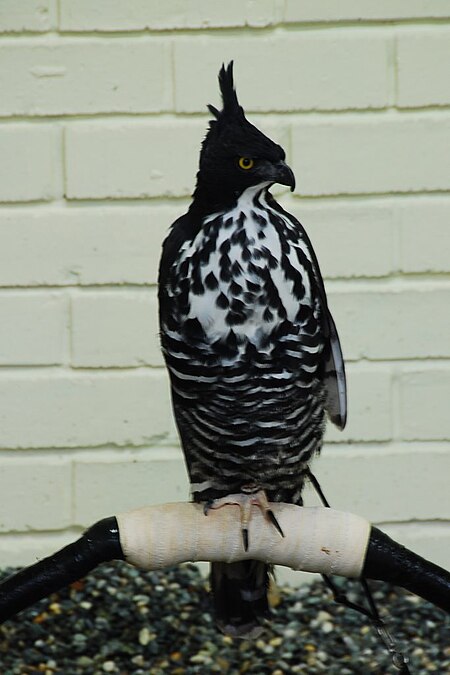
[238,157,254,170]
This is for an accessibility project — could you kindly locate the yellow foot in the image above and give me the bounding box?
[204,485,284,551]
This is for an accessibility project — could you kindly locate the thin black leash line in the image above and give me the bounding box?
[305,468,411,674]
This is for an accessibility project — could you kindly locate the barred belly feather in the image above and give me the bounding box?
[161,184,326,506]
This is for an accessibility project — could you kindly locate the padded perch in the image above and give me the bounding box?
[0,502,449,623]
[117,503,370,577]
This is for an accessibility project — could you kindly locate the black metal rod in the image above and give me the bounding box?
[0,517,123,623]
[363,526,450,613]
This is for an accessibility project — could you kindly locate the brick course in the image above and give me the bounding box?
[0,40,172,116]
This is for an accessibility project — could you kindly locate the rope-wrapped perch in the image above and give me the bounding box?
[0,502,449,623]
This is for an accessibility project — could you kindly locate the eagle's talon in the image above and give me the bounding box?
[203,500,214,516]
[267,509,284,538]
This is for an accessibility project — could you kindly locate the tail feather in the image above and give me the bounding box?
[211,560,270,638]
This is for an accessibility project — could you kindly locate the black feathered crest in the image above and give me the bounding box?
[200,61,280,162]
[207,61,244,122]
[196,61,286,195]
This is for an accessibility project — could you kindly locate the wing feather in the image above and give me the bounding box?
[273,202,347,429]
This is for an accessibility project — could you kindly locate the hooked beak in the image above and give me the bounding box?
[274,160,296,192]
[254,159,296,192]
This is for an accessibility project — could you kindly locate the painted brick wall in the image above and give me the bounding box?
[0,2,449,578]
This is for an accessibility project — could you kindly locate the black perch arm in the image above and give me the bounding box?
[0,517,124,622]
[365,526,450,614]
[0,509,449,624]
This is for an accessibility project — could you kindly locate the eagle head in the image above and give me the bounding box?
[195,61,295,204]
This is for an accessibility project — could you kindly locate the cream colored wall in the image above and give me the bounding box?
[0,1,449,574]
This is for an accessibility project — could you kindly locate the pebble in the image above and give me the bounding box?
[317,610,332,622]
[283,627,297,638]
[270,636,283,647]
[76,656,93,666]
[0,561,447,674]
[138,627,152,646]
[73,633,86,643]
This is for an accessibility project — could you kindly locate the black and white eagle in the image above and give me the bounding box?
[158,62,346,637]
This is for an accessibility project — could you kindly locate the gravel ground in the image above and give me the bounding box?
[0,561,448,674]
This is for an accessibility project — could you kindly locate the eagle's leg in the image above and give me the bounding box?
[203,485,284,551]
